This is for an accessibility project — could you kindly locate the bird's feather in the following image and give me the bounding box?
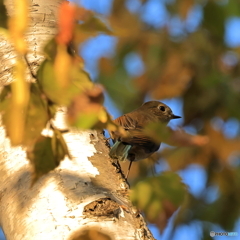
[109,141,131,161]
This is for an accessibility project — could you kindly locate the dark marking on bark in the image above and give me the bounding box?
[83,197,121,218]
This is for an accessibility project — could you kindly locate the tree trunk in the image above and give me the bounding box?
[0,0,155,239]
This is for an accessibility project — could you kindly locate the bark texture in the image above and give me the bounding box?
[0,0,155,240]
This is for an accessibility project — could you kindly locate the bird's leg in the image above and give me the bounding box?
[125,160,133,180]
[125,153,135,180]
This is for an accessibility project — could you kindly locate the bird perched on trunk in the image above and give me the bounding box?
[109,101,181,178]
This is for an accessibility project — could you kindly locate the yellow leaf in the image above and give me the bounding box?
[131,181,152,210]
[98,108,108,123]
[8,59,30,145]
[54,45,72,88]
[146,199,162,221]
[8,0,29,54]
[14,0,29,32]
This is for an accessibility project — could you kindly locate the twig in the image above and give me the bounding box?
[24,55,37,79]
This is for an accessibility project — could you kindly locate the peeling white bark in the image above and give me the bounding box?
[0,0,155,239]
[0,113,154,240]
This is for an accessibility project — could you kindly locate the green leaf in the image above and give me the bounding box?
[72,112,99,129]
[73,15,112,45]
[131,172,187,222]
[23,83,49,148]
[69,66,93,91]
[146,199,162,221]
[0,0,8,29]
[37,60,58,102]
[43,37,57,60]
[37,57,93,106]
[143,122,170,144]
[0,83,49,149]
[175,167,240,231]
[27,133,69,185]
[37,60,80,105]
[51,131,65,162]
[27,136,57,185]
[77,16,112,35]
[98,57,143,113]
[131,181,152,210]
[202,2,225,43]
[52,128,71,160]
[225,0,240,17]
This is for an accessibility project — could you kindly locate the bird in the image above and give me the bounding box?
[109,101,181,179]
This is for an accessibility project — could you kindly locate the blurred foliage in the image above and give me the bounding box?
[96,0,240,237]
[0,0,240,238]
[0,1,120,184]
[131,172,187,231]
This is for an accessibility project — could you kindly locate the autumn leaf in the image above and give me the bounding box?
[67,84,104,129]
[109,0,141,37]
[74,15,112,44]
[56,1,77,45]
[37,56,91,105]
[5,59,29,146]
[130,172,188,231]
[159,147,210,171]
[150,53,194,99]
[143,122,209,147]
[8,0,29,54]
[67,84,122,133]
[77,15,112,34]
[177,0,194,19]
[205,123,240,163]
[54,45,72,88]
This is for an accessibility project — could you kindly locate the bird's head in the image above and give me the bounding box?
[140,101,181,123]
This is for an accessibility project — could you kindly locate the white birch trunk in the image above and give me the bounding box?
[0,0,155,239]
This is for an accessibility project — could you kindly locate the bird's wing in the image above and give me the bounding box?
[111,113,139,142]
[114,113,138,130]
[114,114,159,148]
[114,111,154,129]
[123,129,159,150]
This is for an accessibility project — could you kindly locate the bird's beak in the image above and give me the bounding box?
[172,114,181,119]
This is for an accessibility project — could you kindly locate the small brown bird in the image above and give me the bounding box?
[109,101,181,178]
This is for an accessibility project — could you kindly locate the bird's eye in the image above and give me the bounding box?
[159,106,165,111]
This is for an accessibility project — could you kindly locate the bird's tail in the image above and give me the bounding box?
[109,141,131,161]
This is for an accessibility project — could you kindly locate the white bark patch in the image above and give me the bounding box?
[0,125,28,173]
[0,108,149,240]
[54,109,100,181]
[61,131,99,179]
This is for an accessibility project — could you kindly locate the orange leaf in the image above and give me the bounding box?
[56,2,77,45]
[206,123,240,163]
